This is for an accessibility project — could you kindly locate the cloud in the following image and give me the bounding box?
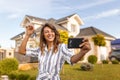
[0,0,118,19]
[50,0,115,15]
[95,9,120,19]
[75,0,114,10]
[0,0,52,19]
[83,9,120,21]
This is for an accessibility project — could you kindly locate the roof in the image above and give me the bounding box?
[26,15,46,22]
[11,32,25,40]
[26,15,67,30]
[111,39,120,45]
[76,26,115,38]
[25,14,75,24]
[56,13,76,23]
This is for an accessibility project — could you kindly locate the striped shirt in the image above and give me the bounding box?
[26,43,74,80]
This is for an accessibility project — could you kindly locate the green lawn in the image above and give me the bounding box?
[60,64,120,80]
[19,64,120,80]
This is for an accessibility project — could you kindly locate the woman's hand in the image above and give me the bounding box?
[25,25,34,37]
[70,38,91,64]
[79,38,91,54]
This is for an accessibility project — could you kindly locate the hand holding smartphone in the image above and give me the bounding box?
[68,38,84,48]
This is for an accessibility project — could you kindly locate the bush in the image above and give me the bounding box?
[30,75,36,80]
[8,71,18,80]
[16,73,30,80]
[102,60,109,64]
[0,58,19,74]
[80,63,93,71]
[111,60,119,64]
[88,55,97,64]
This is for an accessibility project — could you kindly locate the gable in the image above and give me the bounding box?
[71,14,84,25]
[56,14,84,25]
[20,15,46,27]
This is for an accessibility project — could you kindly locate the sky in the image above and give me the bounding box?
[0,0,120,48]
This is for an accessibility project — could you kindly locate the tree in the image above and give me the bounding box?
[58,30,69,74]
[58,30,69,44]
[92,34,106,62]
[92,34,106,46]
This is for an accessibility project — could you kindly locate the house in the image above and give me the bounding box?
[0,48,14,60]
[11,13,84,63]
[76,26,115,62]
[111,39,120,50]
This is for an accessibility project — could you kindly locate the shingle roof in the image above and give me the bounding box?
[76,26,115,38]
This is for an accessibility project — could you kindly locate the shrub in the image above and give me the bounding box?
[8,71,18,80]
[30,75,36,80]
[102,60,109,64]
[16,73,30,80]
[80,63,94,71]
[88,55,97,64]
[111,60,119,64]
[0,58,19,74]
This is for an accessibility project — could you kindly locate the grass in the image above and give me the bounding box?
[18,64,120,80]
[60,64,120,80]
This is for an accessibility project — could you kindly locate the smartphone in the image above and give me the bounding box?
[68,38,84,48]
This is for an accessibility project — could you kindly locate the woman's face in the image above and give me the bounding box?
[43,26,55,43]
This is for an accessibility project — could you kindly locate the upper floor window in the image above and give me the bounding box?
[9,52,11,56]
[71,24,76,32]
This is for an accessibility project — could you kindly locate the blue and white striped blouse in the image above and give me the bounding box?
[26,43,74,80]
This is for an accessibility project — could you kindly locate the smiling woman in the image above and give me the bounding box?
[18,22,91,80]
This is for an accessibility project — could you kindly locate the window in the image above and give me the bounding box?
[71,24,76,32]
[9,52,11,56]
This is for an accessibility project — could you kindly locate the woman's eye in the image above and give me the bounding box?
[51,30,54,33]
[44,31,49,33]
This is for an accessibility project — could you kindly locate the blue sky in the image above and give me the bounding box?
[0,0,120,48]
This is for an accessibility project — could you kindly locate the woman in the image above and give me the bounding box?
[19,23,91,80]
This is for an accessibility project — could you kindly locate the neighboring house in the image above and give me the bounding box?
[111,39,120,50]
[11,13,84,63]
[76,26,115,62]
[0,48,14,60]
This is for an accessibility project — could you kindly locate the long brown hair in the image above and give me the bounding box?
[40,23,61,54]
